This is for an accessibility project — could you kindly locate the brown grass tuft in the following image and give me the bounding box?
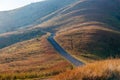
[54,59,120,80]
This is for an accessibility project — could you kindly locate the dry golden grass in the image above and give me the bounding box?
[0,36,72,80]
[54,59,120,80]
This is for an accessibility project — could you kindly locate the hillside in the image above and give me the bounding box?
[35,0,120,59]
[55,26,120,60]
[1,0,120,56]
[36,0,120,30]
[54,59,120,80]
[0,0,119,79]
[0,0,79,49]
[0,0,119,60]
[0,0,78,33]
[0,28,45,49]
[0,35,72,79]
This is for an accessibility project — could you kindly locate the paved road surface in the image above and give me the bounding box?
[47,33,84,67]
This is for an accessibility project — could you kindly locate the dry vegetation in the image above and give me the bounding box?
[0,36,72,80]
[54,59,120,80]
[55,26,120,62]
[0,0,119,80]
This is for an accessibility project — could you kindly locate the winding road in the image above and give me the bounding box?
[47,33,84,67]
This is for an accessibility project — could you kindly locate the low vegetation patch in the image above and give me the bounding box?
[54,59,120,80]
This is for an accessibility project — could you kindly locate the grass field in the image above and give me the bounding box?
[0,35,72,80]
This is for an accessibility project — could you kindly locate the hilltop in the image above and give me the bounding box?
[0,0,78,33]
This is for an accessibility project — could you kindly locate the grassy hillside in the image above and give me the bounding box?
[54,59,120,80]
[0,28,45,49]
[34,0,120,59]
[0,0,120,79]
[0,0,120,57]
[36,0,120,30]
[0,0,78,33]
[55,26,120,61]
[0,0,79,49]
[0,36,72,80]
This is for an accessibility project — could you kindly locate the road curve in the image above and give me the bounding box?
[47,33,84,67]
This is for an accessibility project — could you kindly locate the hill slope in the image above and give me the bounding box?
[55,26,120,60]
[0,0,79,49]
[0,36,72,79]
[36,0,120,30]
[0,28,45,49]
[0,0,78,33]
[35,0,120,59]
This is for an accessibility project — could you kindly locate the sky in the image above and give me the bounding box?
[0,0,45,11]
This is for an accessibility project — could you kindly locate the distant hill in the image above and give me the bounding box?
[0,0,78,33]
[0,0,78,49]
[37,0,120,30]
[0,28,45,48]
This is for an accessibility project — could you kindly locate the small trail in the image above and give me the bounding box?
[47,33,84,67]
